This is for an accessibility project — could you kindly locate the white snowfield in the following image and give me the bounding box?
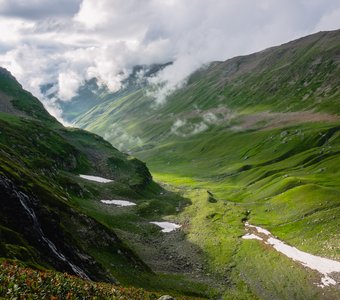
[242,222,340,288]
[150,221,181,233]
[100,200,136,206]
[79,174,113,183]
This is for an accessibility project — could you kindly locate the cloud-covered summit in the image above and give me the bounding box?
[0,0,340,122]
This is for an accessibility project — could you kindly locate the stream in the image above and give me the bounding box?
[16,190,90,280]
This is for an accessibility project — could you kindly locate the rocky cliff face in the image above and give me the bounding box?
[0,167,153,282]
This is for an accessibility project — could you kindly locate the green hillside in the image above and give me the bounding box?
[70,30,340,299]
[0,67,211,298]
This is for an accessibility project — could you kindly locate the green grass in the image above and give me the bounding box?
[131,120,340,298]
[150,168,339,299]
[0,72,210,296]
[4,83,340,298]
[0,105,212,297]
[233,241,324,300]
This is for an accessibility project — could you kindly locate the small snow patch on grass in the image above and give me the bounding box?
[150,222,181,233]
[100,200,136,207]
[79,175,113,183]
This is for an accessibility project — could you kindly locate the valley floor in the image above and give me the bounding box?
[146,172,340,300]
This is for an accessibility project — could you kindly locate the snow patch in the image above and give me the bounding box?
[150,221,181,233]
[266,237,340,287]
[79,174,113,183]
[244,222,340,288]
[100,200,136,207]
[242,233,263,240]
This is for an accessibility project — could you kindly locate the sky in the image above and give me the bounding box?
[0,0,340,121]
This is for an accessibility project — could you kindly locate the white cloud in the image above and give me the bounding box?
[103,124,142,151]
[0,0,339,121]
[203,112,218,124]
[171,118,209,137]
[74,0,111,28]
[314,7,340,31]
[148,55,203,105]
[191,122,208,135]
[58,71,83,101]
[171,119,187,135]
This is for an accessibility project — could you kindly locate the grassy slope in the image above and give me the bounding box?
[144,120,340,299]
[72,30,340,299]
[75,30,340,147]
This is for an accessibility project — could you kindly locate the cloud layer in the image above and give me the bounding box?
[0,0,340,121]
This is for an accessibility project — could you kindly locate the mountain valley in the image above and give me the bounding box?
[1,29,340,299]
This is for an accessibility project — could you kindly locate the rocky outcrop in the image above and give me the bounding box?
[0,174,149,282]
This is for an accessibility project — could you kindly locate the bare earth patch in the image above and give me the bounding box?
[231,111,340,131]
[0,91,27,117]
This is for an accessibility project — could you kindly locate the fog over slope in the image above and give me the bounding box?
[0,0,340,122]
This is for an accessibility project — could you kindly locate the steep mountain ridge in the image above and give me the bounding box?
[0,68,58,124]
[72,30,340,153]
[0,67,155,283]
[186,29,340,114]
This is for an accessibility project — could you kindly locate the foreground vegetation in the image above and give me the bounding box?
[0,260,203,300]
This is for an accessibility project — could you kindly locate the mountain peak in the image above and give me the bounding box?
[0,67,16,78]
[0,66,58,124]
